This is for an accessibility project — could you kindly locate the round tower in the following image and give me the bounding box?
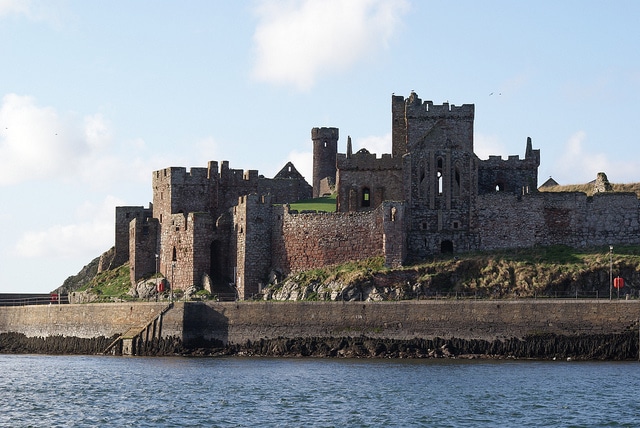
[311,127,339,198]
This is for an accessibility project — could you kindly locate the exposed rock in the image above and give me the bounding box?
[3,330,637,360]
[202,273,213,294]
[0,333,116,355]
[130,278,163,299]
[96,246,117,273]
[68,290,99,304]
[594,172,613,193]
[262,256,640,301]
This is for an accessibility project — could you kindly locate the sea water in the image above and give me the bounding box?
[0,355,638,427]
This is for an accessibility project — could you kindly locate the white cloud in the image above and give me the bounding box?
[0,94,108,186]
[284,150,313,182]
[0,95,157,191]
[84,113,111,150]
[354,132,391,156]
[0,0,30,17]
[0,0,64,26]
[474,133,507,160]
[251,0,409,90]
[552,131,639,184]
[14,195,122,259]
[194,136,232,165]
[555,131,606,183]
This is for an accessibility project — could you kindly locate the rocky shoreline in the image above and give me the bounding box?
[2,331,638,361]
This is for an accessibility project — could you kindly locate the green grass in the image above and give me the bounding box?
[290,257,386,288]
[289,195,336,212]
[78,263,132,301]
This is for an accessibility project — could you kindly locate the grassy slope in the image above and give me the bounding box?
[76,263,133,302]
[270,245,640,300]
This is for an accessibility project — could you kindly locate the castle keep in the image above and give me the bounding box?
[114,91,640,299]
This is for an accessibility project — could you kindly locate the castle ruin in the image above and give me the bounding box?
[114,91,640,299]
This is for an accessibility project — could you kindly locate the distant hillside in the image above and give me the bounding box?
[53,247,116,295]
[540,182,640,198]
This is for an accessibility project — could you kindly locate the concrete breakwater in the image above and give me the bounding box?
[1,300,639,359]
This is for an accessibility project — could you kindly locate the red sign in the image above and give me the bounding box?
[613,277,625,289]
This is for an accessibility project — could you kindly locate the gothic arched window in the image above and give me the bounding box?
[436,157,444,195]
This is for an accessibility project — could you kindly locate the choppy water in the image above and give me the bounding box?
[1,355,639,427]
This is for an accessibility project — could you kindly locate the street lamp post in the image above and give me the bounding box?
[609,245,613,300]
[171,261,175,304]
[155,253,159,301]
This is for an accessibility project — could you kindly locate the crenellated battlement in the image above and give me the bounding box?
[392,91,475,157]
[153,166,214,185]
[237,193,273,206]
[400,92,475,119]
[478,137,540,195]
[337,149,402,171]
[311,127,339,141]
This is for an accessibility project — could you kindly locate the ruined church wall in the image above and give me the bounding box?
[476,192,640,251]
[478,156,539,195]
[257,177,312,205]
[336,153,403,212]
[271,206,385,275]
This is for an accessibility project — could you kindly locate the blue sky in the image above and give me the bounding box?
[1,0,639,293]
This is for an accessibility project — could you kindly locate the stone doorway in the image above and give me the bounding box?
[440,240,453,254]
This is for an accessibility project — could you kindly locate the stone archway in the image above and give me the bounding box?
[440,240,454,254]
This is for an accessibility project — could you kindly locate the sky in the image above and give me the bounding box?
[1,0,639,293]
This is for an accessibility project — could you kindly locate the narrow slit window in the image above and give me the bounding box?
[362,188,371,207]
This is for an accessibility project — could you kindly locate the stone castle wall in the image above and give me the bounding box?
[115,206,151,267]
[234,195,274,299]
[476,191,640,250]
[159,212,216,288]
[129,217,159,284]
[270,205,386,275]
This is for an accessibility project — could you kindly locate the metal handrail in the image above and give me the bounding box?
[0,294,69,306]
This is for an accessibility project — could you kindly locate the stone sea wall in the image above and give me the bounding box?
[0,302,182,339]
[186,300,640,345]
[2,301,640,359]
